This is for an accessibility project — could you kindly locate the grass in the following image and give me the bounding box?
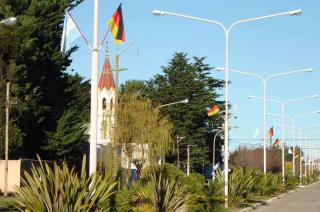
[0,196,16,211]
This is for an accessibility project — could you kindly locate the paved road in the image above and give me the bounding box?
[254,182,320,212]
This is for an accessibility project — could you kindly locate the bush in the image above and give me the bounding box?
[13,156,116,212]
[285,173,298,190]
[203,179,224,212]
[253,172,282,196]
[216,167,254,207]
[116,164,192,212]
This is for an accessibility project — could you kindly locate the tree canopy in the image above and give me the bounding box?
[144,52,225,172]
[0,0,88,162]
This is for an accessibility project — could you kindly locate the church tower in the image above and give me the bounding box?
[97,56,115,146]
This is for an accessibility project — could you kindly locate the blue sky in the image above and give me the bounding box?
[68,0,320,155]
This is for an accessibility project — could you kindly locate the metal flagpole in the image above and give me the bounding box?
[89,0,99,175]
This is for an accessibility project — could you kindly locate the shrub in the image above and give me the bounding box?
[13,156,116,212]
[116,164,192,212]
[203,178,224,212]
[285,173,298,190]
[216,167,254,207]
[253,172,282,196]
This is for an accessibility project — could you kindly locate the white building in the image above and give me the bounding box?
[97,56,115,146]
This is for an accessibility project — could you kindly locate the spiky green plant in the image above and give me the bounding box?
[136,172,192,212]
[285,173,298,190]
[216,167,255,207]
[253,172,282,196]
[115,164,191,212]
[13,156,117,212]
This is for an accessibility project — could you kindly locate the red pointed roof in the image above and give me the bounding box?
[98,56,115,90]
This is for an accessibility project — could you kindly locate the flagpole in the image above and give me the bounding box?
[89,0,99,175]
[99,28,110,49]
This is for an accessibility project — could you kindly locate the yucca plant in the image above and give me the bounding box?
[136,172,192,212]
[285,173,298,190]
[116,164,191,212]
[253,172,282,196]
[216,167,255,207]
[13,156,117,212]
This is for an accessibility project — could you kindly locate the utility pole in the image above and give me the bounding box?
[113,43,135,93]
[4,82,9,196]
[4,82,16,196]
[187,145,197,175]
[176,135,185,169]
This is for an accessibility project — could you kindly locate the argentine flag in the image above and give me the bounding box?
[60,12,81,53]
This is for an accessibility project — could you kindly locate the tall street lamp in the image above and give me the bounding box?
[267,111,320,174]
[248,94,318,181]
[217,67,313,176]
[158,99,189,164]
[152,9,302,207]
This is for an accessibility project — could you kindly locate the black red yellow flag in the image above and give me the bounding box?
[108,4,125,45]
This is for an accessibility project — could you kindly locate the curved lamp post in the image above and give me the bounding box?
[152,8,302,208]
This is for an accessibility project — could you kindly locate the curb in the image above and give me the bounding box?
[238,181,319,212]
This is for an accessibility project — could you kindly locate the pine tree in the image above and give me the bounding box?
[0,0,88,160]
[42,109,88,161]
[145,52,225,173]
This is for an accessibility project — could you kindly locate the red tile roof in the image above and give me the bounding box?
[98,56,115,90]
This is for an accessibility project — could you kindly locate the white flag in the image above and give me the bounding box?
[60,12,81,53]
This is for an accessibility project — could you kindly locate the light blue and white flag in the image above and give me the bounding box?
[60,12,81,53]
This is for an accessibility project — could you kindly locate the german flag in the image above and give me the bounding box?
[267,127,274,137]
[208,105,219,116]
[273,139,280,146]
[108,4,125,45]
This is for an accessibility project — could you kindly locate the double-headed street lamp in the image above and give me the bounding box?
[153,9,302,207]
[248,95,318,181]
[217,67,313,176]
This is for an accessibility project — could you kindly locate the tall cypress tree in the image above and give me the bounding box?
[0,0,88,160]
[145,52,225,173]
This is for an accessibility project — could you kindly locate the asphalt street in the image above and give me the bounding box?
[254,182,320,212]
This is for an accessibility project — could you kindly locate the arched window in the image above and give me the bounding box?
[102,98,106,110]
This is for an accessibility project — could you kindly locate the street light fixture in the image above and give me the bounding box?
[217,67,313,177]
[158,98,189,108]
[248,94,318,181]
[0,17,17,26]
[153,9,302,207]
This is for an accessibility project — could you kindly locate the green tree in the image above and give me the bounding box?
[42,109,88,161]
[114,93,173,182]
[145,52,224,172]
[119,79,147,95]
[0,0,88,160]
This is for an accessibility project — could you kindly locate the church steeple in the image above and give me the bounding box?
[98,56,115,90]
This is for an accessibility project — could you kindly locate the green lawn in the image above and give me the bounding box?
[0,196,16,211]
